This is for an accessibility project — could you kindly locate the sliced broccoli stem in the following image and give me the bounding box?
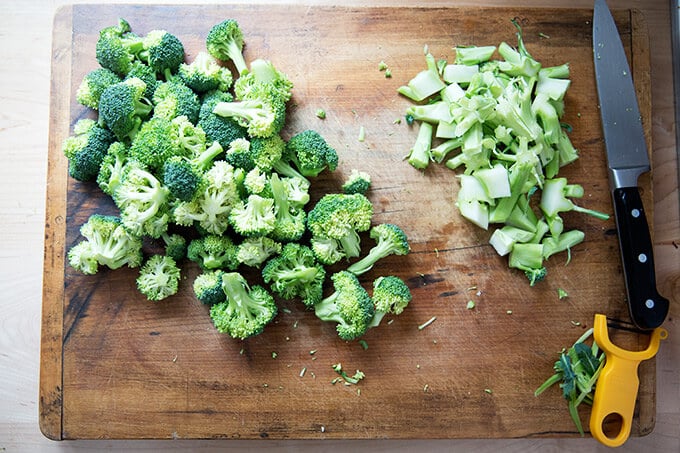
[543,229,585,260]
[407,121,433,170]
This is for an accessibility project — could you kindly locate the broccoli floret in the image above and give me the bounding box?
[97,141,129,195]
[281,176,310,209]
[262,243,326,307]
[193,270,226,305]
[162,142,223,202]
[136,254,181,301]
[250,134,286,172]
[98,77,153,142]
[225,134,287,176]
[67,214,143,274]
[187,234,239,270]
[125,61,159,99]
[346,224,410,276]
[209,272,278,340]
[310,236,345,266]
[243,166,268,195]
[198,90,248,148]
[369,276,412,327]
[95,18,144,76]
[128,116,182,170]
[161,232,188,261]
[212,96,287,139]
[152,80,201,124]
[129,115,208,175]
[224,137,255,171]
[228,194,277,237]
[234,58,293,102]
[172,161,242,235]
[171,115,208,156]
[205,19,248,75]
[62,118,115,181]
[76,68,121,110]
[112,162,171,238]
[179,51,233,93]
[314,271,375,341]
[282,130,339,178]
[342,169,371,195]
[269,173,306,242]
[237,236,282,268]
[307,193,373,263]
[138,29,185,77]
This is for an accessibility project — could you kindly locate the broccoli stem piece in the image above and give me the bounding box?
[540,178,610,221]
[397,52,446,101]
[193,140,224,171]
[407,121,433,170]
[430,137,463,163]
[454,45,497,65]
[509,242,547,286]
[542,229,585,260]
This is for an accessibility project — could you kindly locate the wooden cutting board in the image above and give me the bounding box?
[40,3,656,440]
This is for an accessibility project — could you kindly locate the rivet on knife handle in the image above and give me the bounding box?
[589,314,667,447]
[612,187,669,330]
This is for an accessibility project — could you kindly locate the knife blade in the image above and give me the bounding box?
[592,0,669,331]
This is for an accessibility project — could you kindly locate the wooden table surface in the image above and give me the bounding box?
[1,0,677,451]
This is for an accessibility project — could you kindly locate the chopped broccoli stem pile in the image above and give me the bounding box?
[398,20,609,285]
[65,18,412,341]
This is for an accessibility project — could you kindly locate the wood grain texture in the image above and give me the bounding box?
[39,2,663,442]
[38,4,73,441]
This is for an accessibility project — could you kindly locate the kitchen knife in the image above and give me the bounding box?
[592,0,669,331]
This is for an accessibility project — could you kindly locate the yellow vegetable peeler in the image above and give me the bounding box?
[589,314,668,447]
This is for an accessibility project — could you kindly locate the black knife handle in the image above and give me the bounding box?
[612,187,669,330]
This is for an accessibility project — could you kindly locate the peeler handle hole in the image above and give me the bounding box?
[601,412,624,440]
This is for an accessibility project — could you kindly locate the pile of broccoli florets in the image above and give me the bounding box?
[65,18,412,342]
